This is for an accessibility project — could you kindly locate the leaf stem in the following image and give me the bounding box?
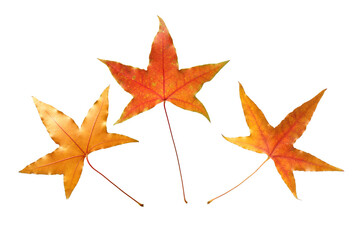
[163,101,188,203]
[85,155,144,207]
[207,157,270,204]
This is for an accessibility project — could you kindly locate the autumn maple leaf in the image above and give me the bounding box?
[20,87,143,206]
[99,17,228,203]
[208,83,343,203]
[99,17,228,124]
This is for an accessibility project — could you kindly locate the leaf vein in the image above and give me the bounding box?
[46,111,84,154]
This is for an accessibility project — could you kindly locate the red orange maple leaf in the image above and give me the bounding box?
[99,17,228,124]
[208,83,343,203]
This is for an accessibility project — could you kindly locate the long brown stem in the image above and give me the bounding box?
[163,101,187,203]
[207,157,270,204]
[86,155,144,207]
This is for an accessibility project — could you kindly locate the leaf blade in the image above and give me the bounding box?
[21,87,138,199]
[100,17,228,122]
[222,83,342,199]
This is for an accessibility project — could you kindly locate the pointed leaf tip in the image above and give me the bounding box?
[32,96,38,103]
[238,82,243,88]
[157,16,165,25]
[103,85,110,93]
[319,88,327,96]
[238,82,246,95]
[98,58,104,63]
[114,117,124,125]
[218,60,230,70]
[157,16,168,33]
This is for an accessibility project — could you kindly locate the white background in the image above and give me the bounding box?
[1,0,361,239]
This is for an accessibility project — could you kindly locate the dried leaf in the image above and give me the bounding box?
[20,87,140,203]
[209,83,343,202]
[99,16,228,123]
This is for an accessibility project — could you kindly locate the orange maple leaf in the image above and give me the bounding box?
[99,17,228,123]
[208,83,343,203]
[20,87,143,206]
[99,17,228,203]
